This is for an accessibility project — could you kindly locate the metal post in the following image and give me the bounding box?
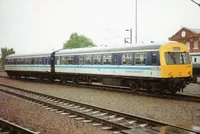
[135,0,137,43]
[130,28,132,44]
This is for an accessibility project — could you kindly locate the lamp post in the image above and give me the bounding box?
[125,28,132,44]
[135,0,137,43]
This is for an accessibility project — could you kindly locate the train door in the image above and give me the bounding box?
[74,55,79,74]
[50,52,55,77]
[112,53,121,75]
[43,57,49,72]
[151,52,159,77]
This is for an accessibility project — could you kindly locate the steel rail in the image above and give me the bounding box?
[0,118,40,134]
[1,76,200,104]
[0,84,199,134]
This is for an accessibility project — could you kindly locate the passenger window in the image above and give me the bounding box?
[37,58,40,64]
[22,59,24,64]
[25,59,27,64]
[17,59,20,64]
[56,57,60,65]
[67,56,73,65]
[122,53,132,65]
[93,55,101,65]
[33,58,37,64]
[84,55,92,65]
[152,53,157,65]
[79,56,84,65]
[194,58,197,62]
[103,54,111,65]
[135,53,147,65]
[61,56,67,65]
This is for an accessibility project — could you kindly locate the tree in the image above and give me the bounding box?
[0,48,15,68]
[63,33,96,49]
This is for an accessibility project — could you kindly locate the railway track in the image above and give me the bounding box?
[0,84,199,134]
[0,118,39,134]
[1,75,200,104]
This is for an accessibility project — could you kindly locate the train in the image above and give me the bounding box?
[190,53,200,83]
[4,41,193,94]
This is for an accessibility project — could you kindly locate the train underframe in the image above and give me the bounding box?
[57,73,192,94]
[6,71,192,94]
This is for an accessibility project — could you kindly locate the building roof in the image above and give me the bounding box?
[182,27,200,34]
[189,28,200,34]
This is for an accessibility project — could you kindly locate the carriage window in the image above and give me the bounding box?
[56,57,60,65]
[67,56,73,65]
[19,59,21,64]
[33,58,37,64]
[23,59,25,64]
[103,54,111,65]
[28,58,31,64]
[24,59,28,64]
[84,55,92,65]
[61,56,67,65]
[135,53,147,65]
[79,56,84,65]
[93,55,101,65]
[11,59,13,64]
[37,58,39,64]
[152,53,157,65]
[122,53,132,65]
[17,59,20,64]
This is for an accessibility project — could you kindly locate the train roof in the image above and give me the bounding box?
[6,52,51,59]
[55,42,169,56]
[5,41,178,59]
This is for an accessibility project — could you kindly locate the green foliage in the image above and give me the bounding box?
[63,33,96,49]
[0,48,15,68]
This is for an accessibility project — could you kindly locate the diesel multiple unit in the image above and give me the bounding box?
[5,41,193,94]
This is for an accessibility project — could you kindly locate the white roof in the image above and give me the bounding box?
[6,52,51,59]
[6,41,175,58]
[55,42,167,56]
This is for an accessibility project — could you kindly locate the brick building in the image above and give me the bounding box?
[169,27,200,52]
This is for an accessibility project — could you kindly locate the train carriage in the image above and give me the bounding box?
[53,41,192,94]
[4,41,193,94]
[5,53,51,79]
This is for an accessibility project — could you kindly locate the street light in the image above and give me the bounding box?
[135,0,137,43]
[124,28,132,44]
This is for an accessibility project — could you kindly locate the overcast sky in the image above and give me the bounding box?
[0,0,200,54]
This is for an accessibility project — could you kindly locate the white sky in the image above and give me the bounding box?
[0,0,200,54]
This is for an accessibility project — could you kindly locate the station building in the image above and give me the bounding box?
[169,27,200,53]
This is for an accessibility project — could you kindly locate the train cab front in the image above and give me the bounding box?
[159,42,193,93]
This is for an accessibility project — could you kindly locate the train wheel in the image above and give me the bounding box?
[73,77,78,85]
[130,83,139,91]
[170,89,178,94]
[192,77,197,83]
[60,76,67,83]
